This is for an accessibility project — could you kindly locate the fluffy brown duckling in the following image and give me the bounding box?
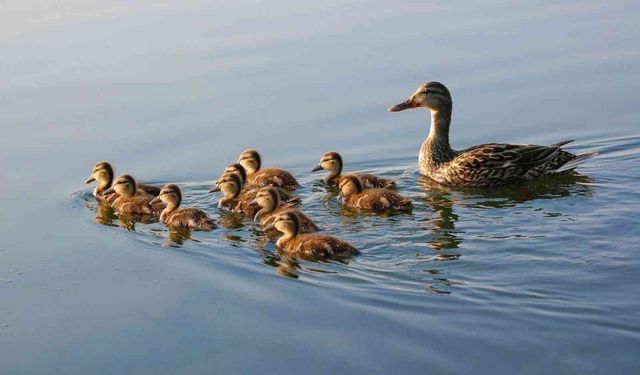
[105,174,165,215]
[210,173,260,216]
[85,161,160,203]
[312,151,395,188]
[214,163,300,206]
[338,174,412,212]
[150,184,216,231]
[251,187,319,232]
[266,211,358,260]
[238,149,300,190]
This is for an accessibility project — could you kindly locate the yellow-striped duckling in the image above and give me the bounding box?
[151,184,216,231]
[105,174,165,215]
[312,151,395,188]
[210,173,260,216]
[251,187,319,232]
[338,174,412,212]
[85,161,160,203]
[238,149,300,190]
[266,211,358,260]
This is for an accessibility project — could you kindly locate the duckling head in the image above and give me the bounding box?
[388,82,452,113]
[251,187,280,222]
[105,174,137,198]
[238,148,261,175]
[223,163,247,186]
[85,161,114,191]
[151,184,182,210]
[338,174,364,198]
[311,152,343,178]
[214,173,242,200]
[270,211,300,239]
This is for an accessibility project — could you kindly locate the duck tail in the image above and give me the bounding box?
[555,152,598,173]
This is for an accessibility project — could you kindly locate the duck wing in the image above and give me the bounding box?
[456,143,563,169]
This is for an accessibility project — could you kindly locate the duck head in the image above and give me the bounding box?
[237,149,261,175]
[105,174,137,198]
[388,82,452,112]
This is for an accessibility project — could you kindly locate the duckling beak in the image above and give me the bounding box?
[388,99,417,112]
[85,176,96,184]
[248,199,258,206]
[311,165,323,172]
[104,187,115,194]
[150,197,161,205]
[208,186,220,193]
[264,223,275,231]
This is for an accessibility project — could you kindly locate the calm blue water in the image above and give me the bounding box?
[1,1,640,374]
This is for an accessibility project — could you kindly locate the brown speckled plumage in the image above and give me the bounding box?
[108,174,165,215]
[217,163,299,204]
[153,184,216,231]
[389,82,597,187]
[339,175,412,212]
[238,149,300,190]
[253,187,318,232]
[312,151,395,188]
[269,211,358,261]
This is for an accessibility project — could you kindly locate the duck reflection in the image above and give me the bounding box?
[418,171,593,250]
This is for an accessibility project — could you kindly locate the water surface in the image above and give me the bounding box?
[1,1,640,374]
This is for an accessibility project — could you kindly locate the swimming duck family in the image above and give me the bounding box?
[83,82,596,261]
[388,82,597,187]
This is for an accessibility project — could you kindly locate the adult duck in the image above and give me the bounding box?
[388,82,596,187]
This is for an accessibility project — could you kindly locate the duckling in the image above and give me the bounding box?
[214,163,301,206]
[237,149,300,190]
[338,174,412,212]
[210,173,260,216]
[85,161,161,203]
[267,211,358,260]
[251,187,319,232]
[311,151,395,188]
[150,184,216,231]
[105,174,165,215]
[388,82,597,187]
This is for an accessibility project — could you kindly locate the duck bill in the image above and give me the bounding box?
[208,186,220,193]
[150,197,161,205]
[263,223,275,231]
[311,165,323,172]
[104,187,115,195]
[388,100,417,112]
[248,199,258,206]
[85,176,96,184]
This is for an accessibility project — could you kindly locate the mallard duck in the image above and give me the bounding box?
[388,82,597,187]
[338,174,412,212]
[85,161,161,202]
[311,151,395,188]
[266,211,358,260]
[105,174,165,214]
[251,187,319,232]
[210,173,260,216]
[150,184,216,231]
[237,149,300,190]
